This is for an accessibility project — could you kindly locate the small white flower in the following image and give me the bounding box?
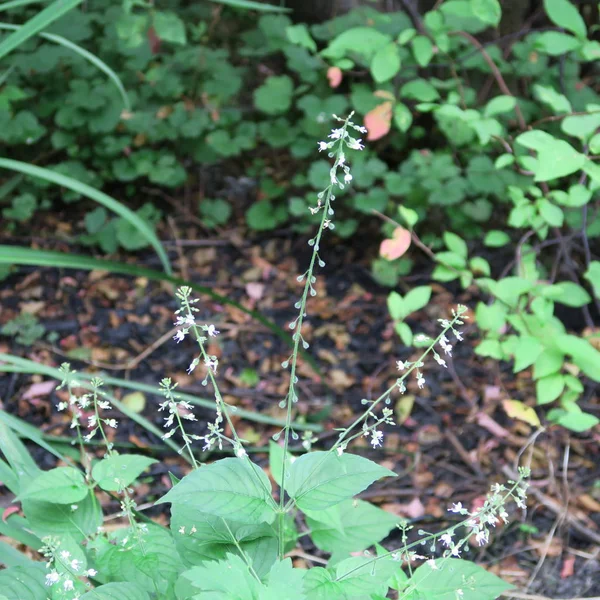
[440,532,454,547]
[70,559,81,571]
[476,530,489,546]
[57,401,68,411]
[173,330,186,343]
[426,558,438,570]
[370,430,384,448]
[63,579,74,591]
[206,324,220,337]
[70,505,78,512]
[106,419,118,429]
[60,551,71,560]
[451,546,461,557]
[336,446,345,456]
[318,141,329,151]
[45,571,60,586]
[344,172,352,183]
[190,525,197,534]
[187,359,199,374]
[88,415,97,428]
[204,357,218,373]
[454,330,464,341]
[329,128,344,140]
[84,569,97,577]
[347,138,364,150]
[396,360,406,371]
[184,314,195,326]
[179,526,185,534]
[434,353,447,368]
[417,371,425,389]
[97,400,111,410]
[234,443,247,459]
[449,502,465,513]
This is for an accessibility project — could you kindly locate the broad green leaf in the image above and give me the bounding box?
[494,277,533,307]
[286,24,316,52]
[537,198,563,227]
[158,458,276,524]
[556,334,600,382]
[403,286,432,314]
[153,11,186,45]
[534,31,581,55]
[0,565,46,600]
[261,559,306,600]
[20,467,88,504]
[387,291,407,321]
[401,79,440,102]
[475,302,507,333]
[443,232,467,258]
[515,129,555,151]
[371,42,401,82]
[471,0,501,26]
[553,410,599,432]
[393,103,413,133]
[0,161,171,274]
[475,339,504,359]
[584,261,600,298]
[551,282,591,307]
[269,441,293,487]
[533,84,572,113]
[533,140,586,182]
[409,558,513,599]
[533,349,564,379]
[0,420,40,492]
[335,555,397,596]
[398,205,418,228]
[561,108,600,141]
[80,583,152,600]
[484,230,510,247]
[536,374,565,405]
[92,454,158,492]
[304,499,399,558]
[22,490,102,542]
[395,321,413,346]
[96,525,181,598]
[0,540,33,568]
[285,451,395,511]
[0,0,82,59]
[303,568,346,600]
[543,0,587,38]
[0,458,18,495]
[412,35,434,66]
[254,76,293,115]
[513,336,543,372]
[484,95,516,117]
[322,27,391,61]
[177,553,262,599]
[171,504,277,575]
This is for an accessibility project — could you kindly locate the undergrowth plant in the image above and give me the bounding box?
[0,115,531,600]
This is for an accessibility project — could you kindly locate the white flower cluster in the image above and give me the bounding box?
[158,377,201,450]
[42,537,97,599]
[360,406,395,449]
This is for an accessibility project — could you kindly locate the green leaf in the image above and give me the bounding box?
[158,458,276,524]
[395,321,413,346]
[554,410,599,432]
[494,277,533,308]
[0,540,33,568]
[261,559,306,600]
[551,282,591,307]
[153,11,186,45]
[0,160,171,275]
[403,286,432,314]
[80,583,152,600]
[398,204,418,228]
[304,499,399,558]
[387,291,407,321]
[534,31,581,55]
[471,0,501,26]
[0,420,40,493]
[371,42,401,82]
[401,79,440,102]
[254,76,294,115]
[533,84,572,113]
[536,374,565,405]
[285,451,395,511]
[443,232,468,258]
[393,103,413,133]
[269,441,293,488]
[286,24,316,52]
[584,261,600,299]
[543,0,587,38]
[409,558,513,599]
[0,0,82,59]
[484,95,516,117]
[412,35,434,67]
[335,555,397,597]
[92,454,158,492]
[484,230,510,247]
[561,108,600,141]
[533,140,585,182]
[0,566,46,600]
[177,553,262,599]
[475,302,507,333]
[475,339,504,359]
[513,336,543,372]
[303,568,345,600]
[20,467,88,504]
[556,334,600,382]
[322,27,391,61]
[537,198,564,227]
[533,349,564,379]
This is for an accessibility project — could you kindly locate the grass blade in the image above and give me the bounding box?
[0,420,41,490]
[0,0,82,59]
[0,353,323,432]
[0,161,171,275]
[0,24,129,110]
[210,0,290,11]
[0,245,324,379]
[0,540,34,568]
[0,0,43,12]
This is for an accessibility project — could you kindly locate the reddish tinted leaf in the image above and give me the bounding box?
[379,226,411,260]
[327,66,342,88]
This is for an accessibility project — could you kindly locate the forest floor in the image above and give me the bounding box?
[0,195,599,598]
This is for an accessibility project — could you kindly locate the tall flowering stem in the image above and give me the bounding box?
[277,114,366,553]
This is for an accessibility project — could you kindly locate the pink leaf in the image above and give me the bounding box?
[364,101,393,141]
[327,66,342,88]
[22,380,57,400]
[379,226,411,260]
[2,506,20,522]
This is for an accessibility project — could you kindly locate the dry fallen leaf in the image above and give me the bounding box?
[502,399,541,427]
